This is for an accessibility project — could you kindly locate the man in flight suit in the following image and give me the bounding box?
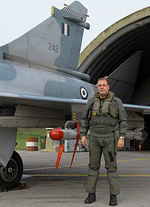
[80,77,128,206]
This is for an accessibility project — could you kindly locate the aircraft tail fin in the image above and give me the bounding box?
[1,1,89,71]
[108,51,142,103]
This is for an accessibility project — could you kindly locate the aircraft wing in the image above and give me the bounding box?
[0,92,87,108]
[1,91,150,114]
[124,103,150,114]
[0,89,90,129]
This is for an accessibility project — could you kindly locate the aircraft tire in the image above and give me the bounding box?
[0,151,23,190]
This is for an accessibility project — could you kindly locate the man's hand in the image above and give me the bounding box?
[117,138,124,148]
[81,136,87,147]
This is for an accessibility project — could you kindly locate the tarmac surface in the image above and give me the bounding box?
[1,150,150,207]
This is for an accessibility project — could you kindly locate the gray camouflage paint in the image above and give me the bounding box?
[0,1,93,168]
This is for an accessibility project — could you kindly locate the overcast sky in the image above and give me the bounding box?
[0,0,149,51]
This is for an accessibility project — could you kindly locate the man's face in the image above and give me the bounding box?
[97,79,110,97]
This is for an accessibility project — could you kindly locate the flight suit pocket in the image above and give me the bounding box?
[109,102,118,118]
[109,107,118,118]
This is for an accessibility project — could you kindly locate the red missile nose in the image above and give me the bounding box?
[50,128,64,140]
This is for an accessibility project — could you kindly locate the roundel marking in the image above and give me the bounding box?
[80,87,88,99]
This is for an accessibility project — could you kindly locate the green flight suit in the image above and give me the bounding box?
[80,91,128,195]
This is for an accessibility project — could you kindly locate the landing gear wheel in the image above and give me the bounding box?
[0,151,23,189]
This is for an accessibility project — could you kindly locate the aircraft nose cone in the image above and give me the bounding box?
[50,128,64,140]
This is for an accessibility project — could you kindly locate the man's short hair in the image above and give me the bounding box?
[97,77,109,85]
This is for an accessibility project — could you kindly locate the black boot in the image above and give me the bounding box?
[109,194,117,206]
[85,193,96,204]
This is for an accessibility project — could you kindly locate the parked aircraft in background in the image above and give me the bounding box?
[0,1,150,190]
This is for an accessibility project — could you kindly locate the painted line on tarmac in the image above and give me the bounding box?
[29,174,150,177]
[22,174,32,179]
[24,164,89,171]
[24,166,57,171]
[117,158,150,163]
[24,157,150,171]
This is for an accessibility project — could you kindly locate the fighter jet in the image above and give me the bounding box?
[0,1,96,189]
